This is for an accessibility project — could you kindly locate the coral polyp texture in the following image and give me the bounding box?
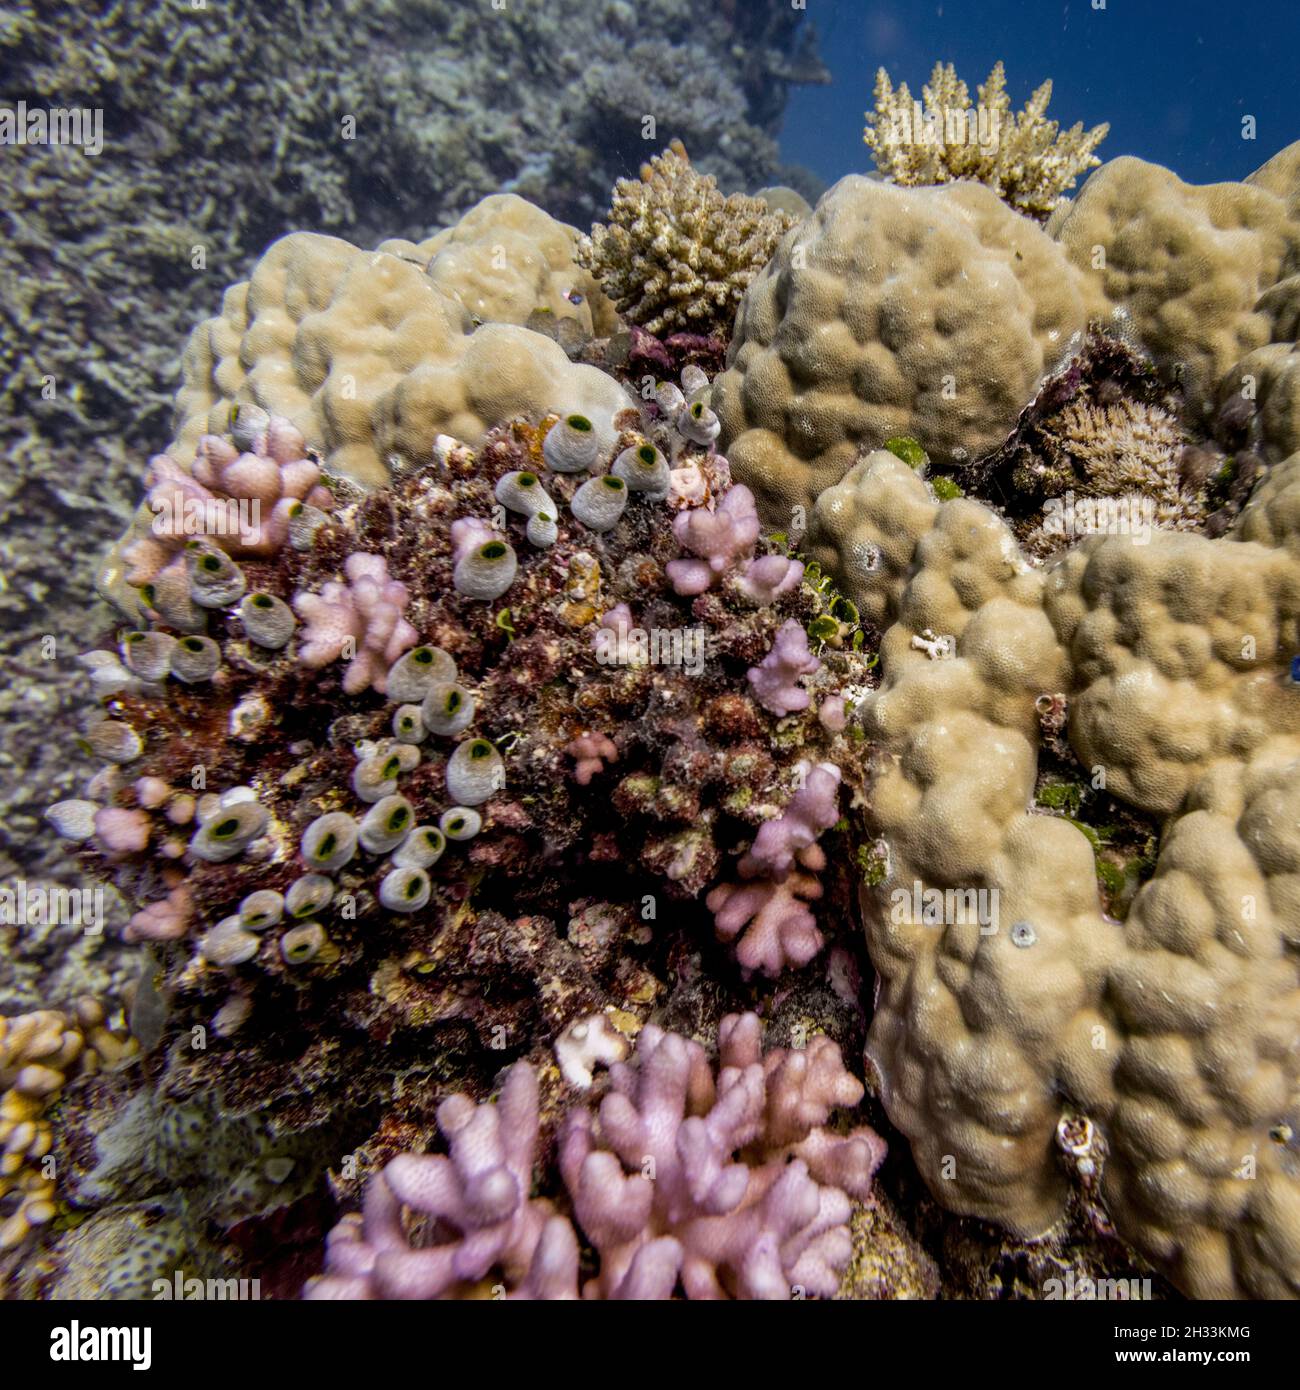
[806,443,1300,1298]
[578,142,797,340]
[864,61,1109,221]
[307,1012,883,1300]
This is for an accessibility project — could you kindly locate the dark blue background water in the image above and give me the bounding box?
[782,0,1300,188]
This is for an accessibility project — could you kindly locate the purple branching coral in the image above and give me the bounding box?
[306,1013,884,1300]
[665,483,762,595]
[708,765,843,978]
[736,553,805,604]
[740,764,842,881]
[708,874,827,979]
[747,619,821,716]
[307,1061,575,1300]
[566,732,619,786]
[293,552,418,696]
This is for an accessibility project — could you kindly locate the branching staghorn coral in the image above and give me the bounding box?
[864,61,1109,220]
[0,999,136,1249]
[306,1012,884,1299]
[578,142,796,339]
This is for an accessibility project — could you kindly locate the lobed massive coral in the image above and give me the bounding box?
[1051,146,1300,424]
[864,61,1109,221]
[717,139,1300,523]
[578,142,797,340]
[307,1011,884,1300]
[805,445,1300,1299]
[97,203,636,615]
[714,175,1101,523]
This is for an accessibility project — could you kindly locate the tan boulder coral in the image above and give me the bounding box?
[1046,526,1300,817]
[1052,149,1300,417]
[1217,342,1300,462]
[386,193,618,336]
[174,203,629,485]
[713,177,1101,524]
[811,448,1300,1297]
[99,197,632,615]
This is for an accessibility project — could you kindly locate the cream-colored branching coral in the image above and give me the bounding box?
[864,61,1109,221]
[1019,398,1207,555]
[578,140,796,339]
[0,999,136,1249]
[806,448,1300,1299]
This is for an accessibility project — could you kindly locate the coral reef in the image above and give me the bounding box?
[51,381,874,1271]
[718,140,1300,525]
[17,67,1300,1308]
[579,142,796,340]
[806,444,1300,1298]
[1052,145,1300,422]
[1,0,826,937]
[307,1012,884,1299]
[864,61,1109,220]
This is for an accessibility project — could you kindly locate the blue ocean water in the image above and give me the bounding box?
[784,0,1300,186]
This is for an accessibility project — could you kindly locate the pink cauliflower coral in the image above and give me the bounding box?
[122,418,333,587]
[293,552,419,696]
[559,1013,884,1299]
[664,483,761,595]
[747,619,821,716]
[306,1014,883,1301]
[307,1061,578,1300]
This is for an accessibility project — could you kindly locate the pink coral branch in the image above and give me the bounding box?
[293,552,418,695]
[747,619,820,716]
